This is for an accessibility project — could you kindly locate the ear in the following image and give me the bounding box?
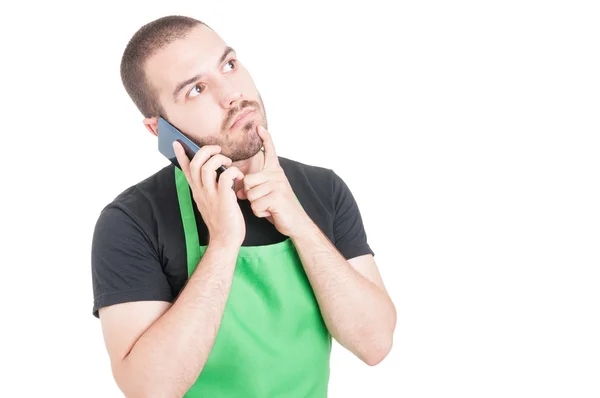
[144,117,159,136]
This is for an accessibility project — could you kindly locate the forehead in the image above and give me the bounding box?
[145,24,227,95]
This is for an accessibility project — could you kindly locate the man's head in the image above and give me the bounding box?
[121,15,267,162]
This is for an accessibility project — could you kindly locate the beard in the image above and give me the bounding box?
[193,97,268,162]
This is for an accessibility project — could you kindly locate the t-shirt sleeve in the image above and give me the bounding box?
[91,206,173,318]
[331,170,375,260]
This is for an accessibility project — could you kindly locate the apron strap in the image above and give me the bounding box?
[175,167,200,275]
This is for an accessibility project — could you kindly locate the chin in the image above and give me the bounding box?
[223,120,264,161]
[227,141,263,162]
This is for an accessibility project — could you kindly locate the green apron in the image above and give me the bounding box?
[175,168,332,397]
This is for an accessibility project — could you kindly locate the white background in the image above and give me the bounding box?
[1,1,599,397]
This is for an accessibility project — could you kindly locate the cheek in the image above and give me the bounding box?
[175,107,224,137]
[191,98,225,126]
[235,68,259,95]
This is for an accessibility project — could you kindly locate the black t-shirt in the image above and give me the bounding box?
[91,156,374,318]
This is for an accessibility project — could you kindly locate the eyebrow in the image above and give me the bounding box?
[172,46,236,101]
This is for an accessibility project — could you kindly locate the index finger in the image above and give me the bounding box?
[173,141,192,180]
[257,125,279,169]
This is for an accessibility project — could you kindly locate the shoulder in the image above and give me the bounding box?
[279,156,332,176]
[91,166,177,318]
[97,165,176,223]
[279,156,373,258]
[278,156,335,192]
[278,156,343,230]
[92,164,178,251]
[279,156,354,204]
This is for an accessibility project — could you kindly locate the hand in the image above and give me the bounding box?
[174,142,246,247]
[237,125,312,237]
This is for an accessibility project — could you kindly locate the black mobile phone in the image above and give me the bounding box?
[157,117,227,182]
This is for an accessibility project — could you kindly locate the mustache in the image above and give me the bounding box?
[223,100,260,129]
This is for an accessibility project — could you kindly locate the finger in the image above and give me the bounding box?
[250,193,274,218]
[245,181,272,203]
[257,125,279,169]
[202,154,233,193]
[218,166,244,198]
[173,141,192,182]
[243,170,271,191]
[237,188,247,200]
[189,145,222,188]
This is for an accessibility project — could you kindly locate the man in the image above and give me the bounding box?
[92,15,396,398]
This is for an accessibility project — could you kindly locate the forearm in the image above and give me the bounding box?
[290,220,396,365]
[118,243,239,397]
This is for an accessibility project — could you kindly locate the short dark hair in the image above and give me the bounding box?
[120,15,207,118]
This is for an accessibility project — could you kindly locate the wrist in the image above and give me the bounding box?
[208,238,242,253]
[287,215,318,240]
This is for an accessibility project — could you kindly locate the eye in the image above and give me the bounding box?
[223,59,237,72]
[188,84,205,98]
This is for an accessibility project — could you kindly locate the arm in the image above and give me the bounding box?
[100,242,239,398]
[289,221,396,366]
[241,125,396,365]
[95,144,246,397]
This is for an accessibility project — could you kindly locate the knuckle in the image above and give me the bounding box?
[201,163,212,173]
[228,166,239,175]
[202,144,220,153]
[219,170,232,182]
[203,159,217,170]
[192,192,203,203]
[217,168,235,185]
[190,156,204,171]
[207,154,229,169]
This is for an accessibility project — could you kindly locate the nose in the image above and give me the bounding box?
[217,80,242,109]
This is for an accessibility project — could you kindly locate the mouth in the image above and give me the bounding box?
[229,108,256,130]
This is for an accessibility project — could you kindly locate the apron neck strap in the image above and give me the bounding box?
[175,167,200,274]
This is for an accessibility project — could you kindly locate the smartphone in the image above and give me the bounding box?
[157,117,227,182]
